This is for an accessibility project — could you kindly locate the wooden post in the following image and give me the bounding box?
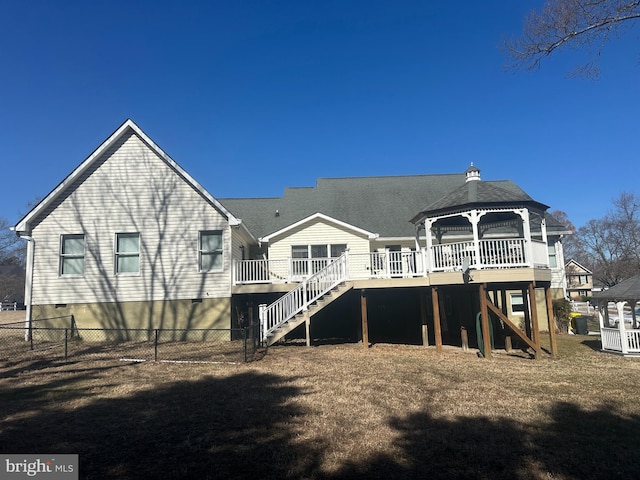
[500,288,511,351]
[420,291,429,347]
[479,283,492,358]
[522,288,532,339]
[460,327,469,352]
[361,290,369,349]
[431,287,443,353]
[528,283,541,359]
[305,314,311,347]
[544,286,558,357]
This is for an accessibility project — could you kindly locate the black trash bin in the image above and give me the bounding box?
[573,316,589,335]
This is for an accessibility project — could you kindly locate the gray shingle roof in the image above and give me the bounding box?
[592,275,640,301]
[219,173,560,241]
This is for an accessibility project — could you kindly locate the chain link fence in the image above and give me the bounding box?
[0,316,261,364]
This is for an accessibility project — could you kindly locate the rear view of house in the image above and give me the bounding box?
[14,120,570,357]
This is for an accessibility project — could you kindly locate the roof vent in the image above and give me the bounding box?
[465,163,481,183]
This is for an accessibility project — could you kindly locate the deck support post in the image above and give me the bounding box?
[544,286,558,357]
[431,287,443,353]
[528,282,541,359]
[420,291,429,347]
[361,290,369,349]
[479,283,492,358]
[305,314,311,347]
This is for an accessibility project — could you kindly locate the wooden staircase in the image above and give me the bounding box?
[263,282,353,346]
[259,253,351,346]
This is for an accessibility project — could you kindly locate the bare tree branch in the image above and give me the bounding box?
[504,0,640,76]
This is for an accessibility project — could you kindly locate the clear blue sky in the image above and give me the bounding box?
[1,1,638,228]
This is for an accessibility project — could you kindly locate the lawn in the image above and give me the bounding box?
[1,331,639,479]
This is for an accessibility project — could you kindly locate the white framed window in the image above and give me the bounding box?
[60,234,85,276]
[510,293,525,315]
[547,244,557,268]
[115,233,140,275]
[199,230,223,272]
[330,244,347,257]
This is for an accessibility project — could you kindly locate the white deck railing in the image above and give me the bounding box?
[259,253,348,343]
[430,238,529,272]
[601,327,640,355]
[235,238,547,285]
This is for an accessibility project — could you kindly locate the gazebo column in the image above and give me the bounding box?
[516,208,534,267]
[617,301,628,355]
[631,300,639,329]
[424,218,436,276]
[597,301,605,331]
[462,210,484,269]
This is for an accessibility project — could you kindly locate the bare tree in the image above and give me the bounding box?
[574,191,640,286]
[0,217,25,302]
[1,217,26,267]
[550,209,580,261]
[504,0,640,76]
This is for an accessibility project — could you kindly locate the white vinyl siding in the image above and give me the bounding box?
[199,230,223,272]
[268,218,370,262]
[60,234,85,276]
[115,233,140,275]
[29,131,233,304]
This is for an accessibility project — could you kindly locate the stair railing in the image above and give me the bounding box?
[259,252,348,343]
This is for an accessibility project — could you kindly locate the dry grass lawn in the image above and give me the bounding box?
[1,325,639,479]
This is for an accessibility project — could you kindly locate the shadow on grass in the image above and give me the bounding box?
[332,402,640,479]
[581,338,604,352]
[2,369,640,479]
[1,370,323,479]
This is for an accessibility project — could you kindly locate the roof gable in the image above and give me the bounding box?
[259,212,378,243]
[14,119,243,235]
[565,259,592,274]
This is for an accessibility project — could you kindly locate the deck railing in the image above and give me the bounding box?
[234,238,548,285]
[259,253,348,343]
[601,327,640,354]
[431,238,529,271]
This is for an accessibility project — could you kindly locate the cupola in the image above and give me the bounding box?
[465,163,481,182]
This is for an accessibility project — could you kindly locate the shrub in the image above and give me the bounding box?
[553,298,573,333]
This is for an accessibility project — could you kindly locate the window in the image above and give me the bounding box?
[292,245,309,276]
[510,293,525,314]
[311,244,328,258]
[60,234,85,275]
[330,244,347,257]
[200,230,223,272]
[547,244,557,268]
[579,275,589,284]
[115,233,140,275]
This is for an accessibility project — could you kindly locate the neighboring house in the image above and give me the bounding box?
[564,259,593,300]
[14,121,570,355]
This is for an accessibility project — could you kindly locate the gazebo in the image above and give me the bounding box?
[592,274,640,356]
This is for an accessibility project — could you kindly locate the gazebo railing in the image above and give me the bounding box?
[600,327,640,355]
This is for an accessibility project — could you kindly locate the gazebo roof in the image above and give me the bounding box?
[592,274,640,302]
